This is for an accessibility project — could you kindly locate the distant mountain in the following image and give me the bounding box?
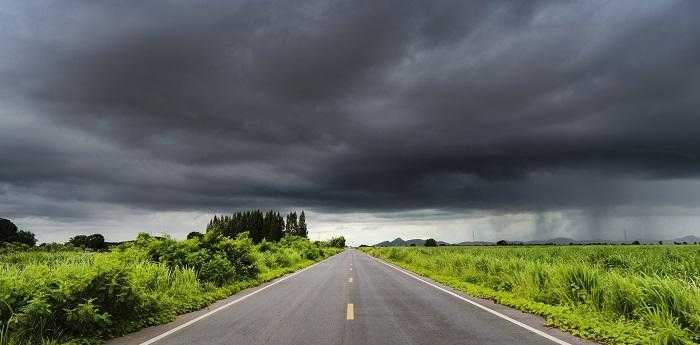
[525,237,576,245]
[375,238,425,247]
[372,235,700,247]
[672,235,700,243]
[374,238,449,247]
[455,241,494,246]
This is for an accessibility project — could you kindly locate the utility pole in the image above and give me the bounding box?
[624,229,628,242]
[472,230,476,242]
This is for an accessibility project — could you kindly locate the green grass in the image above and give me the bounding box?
[362,245,700,345]
[0,235,342,345]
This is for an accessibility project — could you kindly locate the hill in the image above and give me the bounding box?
[375,235,700,246]
[374,238,449,247]
[672,235,700,243]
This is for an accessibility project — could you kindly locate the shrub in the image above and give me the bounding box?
[186,232,203,240]
[198,255,235,285]
[64,299,112,336]
[0,231,342,344]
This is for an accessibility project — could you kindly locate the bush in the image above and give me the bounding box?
[0,231,342,344]
[186,232,203,240]
[198,254,235,285]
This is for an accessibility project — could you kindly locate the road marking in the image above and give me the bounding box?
[346,303,354,320]
[138,255,337,345]
[348,277,353,283]
[350,267,352,271]
[368,256,572,345]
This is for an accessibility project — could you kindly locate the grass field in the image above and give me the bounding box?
[363,245,700,345]
[0,234,342,345]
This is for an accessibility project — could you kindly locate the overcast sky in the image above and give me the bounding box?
[2,0,700,245]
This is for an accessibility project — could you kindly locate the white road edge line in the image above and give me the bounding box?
[367,255,572,345]
[138,255,336,345]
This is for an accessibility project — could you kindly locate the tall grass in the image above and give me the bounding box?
[364,245,700,344]
[0,235,342,344]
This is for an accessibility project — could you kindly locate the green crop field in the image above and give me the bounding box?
[0,233,342,345]
[363,245,700,345]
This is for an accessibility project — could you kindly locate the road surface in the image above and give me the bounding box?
[110,249,594,345]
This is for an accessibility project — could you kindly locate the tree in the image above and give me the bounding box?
[248,210,265,243]
[0,218,19,243]
[328,236,345,248]
[285,212,298,236]
[69,235,88,248]
[0,218,37,246]
[187,231,204,240]
[269,212,284,241]
[298,211,308,238]
[86,234,106,250]
[424,238,438,247]
[69,233,106,250]
[16,230,37,246]
[207,210,292,243]
[496,240,508,246]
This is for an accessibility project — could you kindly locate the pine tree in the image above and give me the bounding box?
[206,210,308,242]
[298,211,308,238]
[285,212,298,236]
[270,212,284,241]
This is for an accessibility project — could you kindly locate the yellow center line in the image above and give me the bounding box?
[346,303,354,320]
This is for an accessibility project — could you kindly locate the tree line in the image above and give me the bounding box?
[0,218,36,246]
[1,218,107,250]
[202,210,308,243]
[2,210,318,250]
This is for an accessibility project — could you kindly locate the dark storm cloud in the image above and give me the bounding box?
[2,0,700,220]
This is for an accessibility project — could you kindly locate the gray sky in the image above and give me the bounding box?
[2,0,700,245]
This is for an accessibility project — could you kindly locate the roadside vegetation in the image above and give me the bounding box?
[363,245,700,345]
[0,213,344,345]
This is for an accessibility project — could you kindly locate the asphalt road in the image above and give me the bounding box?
[112,249,593,345]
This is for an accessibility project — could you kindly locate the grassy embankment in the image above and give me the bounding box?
[0,233,342,345]
[363,245,699,345]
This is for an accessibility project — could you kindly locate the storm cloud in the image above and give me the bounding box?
[2,0,700,242]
